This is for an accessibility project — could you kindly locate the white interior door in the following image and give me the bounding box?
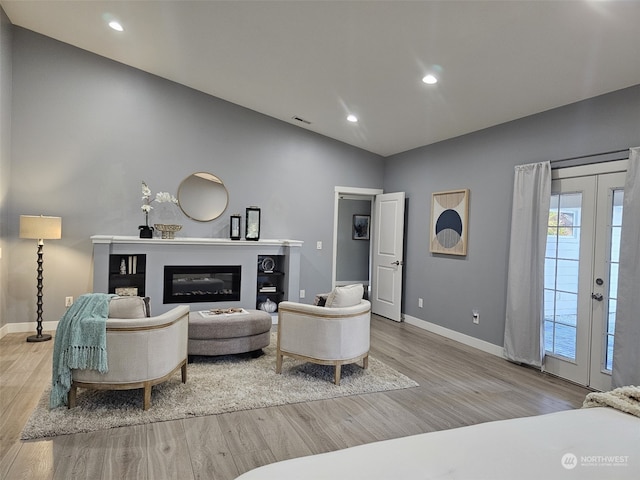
[544,166,626,389]
[371,192,405,321]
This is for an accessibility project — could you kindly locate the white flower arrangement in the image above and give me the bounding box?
[141,181,153,214]
[154,191,178,204]
[141,181,177,214]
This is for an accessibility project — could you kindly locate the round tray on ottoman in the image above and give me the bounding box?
[188,309,272,358]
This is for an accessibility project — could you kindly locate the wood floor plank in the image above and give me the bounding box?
[100,425,147,480]
[182,414,240,480]
[0,316,593,479]
[233,407,315,462]
[4,439,55,480]
[146,420,194,480]
[50,432,104,480]
[217,410,270,456]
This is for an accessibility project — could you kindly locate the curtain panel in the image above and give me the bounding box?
[503,162,551,367]
[612,147,640,387]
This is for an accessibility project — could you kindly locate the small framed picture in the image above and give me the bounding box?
[245,206,261,241]
[230,214,241,240]
[352,214,370,240]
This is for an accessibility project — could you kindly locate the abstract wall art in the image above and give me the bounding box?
[430,189,469,255]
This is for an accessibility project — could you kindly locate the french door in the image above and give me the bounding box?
[544,166,626,390]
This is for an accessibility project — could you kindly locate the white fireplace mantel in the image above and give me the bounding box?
[91,235,303,316]
[91,235,304,247]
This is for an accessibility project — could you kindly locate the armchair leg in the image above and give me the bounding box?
[334,364,341,386]
[276,349,283,374]
[181,361,187,384]
[68,384,77,408]
[363,355,369,370]
[143,383,151,410]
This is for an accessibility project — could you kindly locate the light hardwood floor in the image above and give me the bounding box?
[0,316,590,479]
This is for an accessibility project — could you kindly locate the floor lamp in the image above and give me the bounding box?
[19,215,62,343]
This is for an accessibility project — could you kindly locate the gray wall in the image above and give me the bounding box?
[384,85,640,346]
[0,7,12,329]
[5,28,384,327]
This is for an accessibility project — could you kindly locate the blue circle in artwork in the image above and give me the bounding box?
[435,209,463,248]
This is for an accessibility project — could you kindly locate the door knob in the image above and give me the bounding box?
[391,260,403,266]
[591,293,603,301]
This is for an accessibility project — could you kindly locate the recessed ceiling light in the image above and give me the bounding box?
[347,114,358,123]
[108,20,124,32]
[422,74,438,85]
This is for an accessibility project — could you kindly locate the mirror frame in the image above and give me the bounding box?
[177,172,229,222]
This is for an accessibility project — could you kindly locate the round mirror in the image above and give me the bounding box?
[177,172,229,222]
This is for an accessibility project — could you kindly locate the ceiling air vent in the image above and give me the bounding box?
[292,116,312,125]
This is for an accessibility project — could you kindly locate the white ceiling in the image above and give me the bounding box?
[3,1,640,157]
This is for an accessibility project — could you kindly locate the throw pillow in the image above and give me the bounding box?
[108,296,151,318]
[325,284,364,308]
[314,293,329,306]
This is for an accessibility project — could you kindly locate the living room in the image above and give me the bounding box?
[1,2,640,479]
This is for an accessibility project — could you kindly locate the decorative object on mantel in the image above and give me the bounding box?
[246,206,261,240]
[230,213,241,240]
[139,181,154,238]
[140,181,182,239]
[154,223,182,239]
[19,214,62,342]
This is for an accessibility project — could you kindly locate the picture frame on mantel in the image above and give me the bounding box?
[245,206,261,241]
[430,189,469,256]
[230,214,241,240]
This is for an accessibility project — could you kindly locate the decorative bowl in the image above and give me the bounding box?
[154,224,182,239]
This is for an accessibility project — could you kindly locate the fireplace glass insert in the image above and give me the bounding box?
[163,265,241,304]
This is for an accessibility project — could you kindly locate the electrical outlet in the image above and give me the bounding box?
[300,289,306,299]
[316,241,322,250]
[418,298,423,308]
[65,296,74,307]
[472,309,479,324]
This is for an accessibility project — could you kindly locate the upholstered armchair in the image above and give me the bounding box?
[276,284,371,385]
[69,297,189,410]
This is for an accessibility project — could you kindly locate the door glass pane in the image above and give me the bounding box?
[605,189,624,371]
[545,193,581,360]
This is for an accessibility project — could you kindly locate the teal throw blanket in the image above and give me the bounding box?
[50,293,115,409]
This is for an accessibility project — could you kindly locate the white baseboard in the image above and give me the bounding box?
[0,321,59,339]
[403,314,505,358]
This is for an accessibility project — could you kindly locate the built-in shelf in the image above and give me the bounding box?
[256,255,286,311]
[108,254,146,296]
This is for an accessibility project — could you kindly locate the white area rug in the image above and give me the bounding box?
[22,333,418,440]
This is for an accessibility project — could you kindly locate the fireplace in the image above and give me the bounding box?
[163,265,241,304]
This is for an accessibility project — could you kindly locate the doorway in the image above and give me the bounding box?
[332,187,381,298]
[333,187,406,322]
[544,161,627,390]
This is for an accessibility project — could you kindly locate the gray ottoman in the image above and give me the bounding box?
[188,309,272,357]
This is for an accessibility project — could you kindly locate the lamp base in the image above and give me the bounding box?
[27,333,52,342]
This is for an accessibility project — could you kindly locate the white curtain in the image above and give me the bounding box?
[504,162,551,367]
[612,147,640,387]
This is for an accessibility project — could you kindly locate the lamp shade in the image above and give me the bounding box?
[19,215,62,240]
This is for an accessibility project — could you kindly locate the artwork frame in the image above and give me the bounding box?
[230,214,241,240]
[245,206,261,241]
[352,214,370,240]
[430,189,469,255]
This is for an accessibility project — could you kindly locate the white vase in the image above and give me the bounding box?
[260,298,277,313]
